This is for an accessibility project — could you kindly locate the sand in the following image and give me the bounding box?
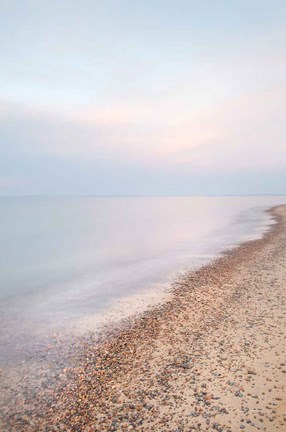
[1,205,286,431]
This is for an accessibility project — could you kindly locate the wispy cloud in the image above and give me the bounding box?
[1,77,285,174]
[0,100,209,165]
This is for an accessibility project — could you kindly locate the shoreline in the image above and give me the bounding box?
[56,203,277,340]
[1,205,286,431]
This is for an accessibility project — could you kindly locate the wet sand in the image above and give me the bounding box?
[1,205,286,431]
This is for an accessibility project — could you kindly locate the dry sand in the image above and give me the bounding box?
[1,205,286,432]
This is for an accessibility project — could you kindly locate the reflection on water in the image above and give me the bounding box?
[0,196,285,364]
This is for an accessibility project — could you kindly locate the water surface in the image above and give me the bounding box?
[0,196,285,364]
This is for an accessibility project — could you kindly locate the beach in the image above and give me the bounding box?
[2,1,286,430]
[1,204,286,432]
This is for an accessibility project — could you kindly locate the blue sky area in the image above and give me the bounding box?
[1,1,286,195]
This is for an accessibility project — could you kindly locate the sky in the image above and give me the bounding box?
[1,0,286,196]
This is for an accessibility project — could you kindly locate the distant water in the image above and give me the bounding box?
[0,196,285,364]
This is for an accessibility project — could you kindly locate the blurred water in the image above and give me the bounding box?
[0,196,285,363]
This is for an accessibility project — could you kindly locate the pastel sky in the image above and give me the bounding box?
[1,0,286,195]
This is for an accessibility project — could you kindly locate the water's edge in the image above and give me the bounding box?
[0,205,283,428]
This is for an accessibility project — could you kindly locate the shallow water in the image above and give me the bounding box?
[0,196,285,365]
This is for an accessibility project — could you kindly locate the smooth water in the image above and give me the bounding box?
[0,196,285,364]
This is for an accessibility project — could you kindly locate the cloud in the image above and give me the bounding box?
[1,67,286,178]
[0,100,208,166]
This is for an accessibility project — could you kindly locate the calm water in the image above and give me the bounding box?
[0,196,285,364]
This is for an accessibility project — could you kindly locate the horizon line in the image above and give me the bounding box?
[1,193,286,198]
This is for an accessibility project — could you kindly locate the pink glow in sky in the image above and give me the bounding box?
[0,1,286,195]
